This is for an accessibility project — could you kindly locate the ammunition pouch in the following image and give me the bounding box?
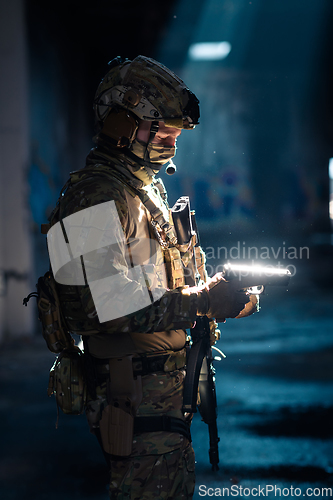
[48,346,87,419]
[163,246,185,289]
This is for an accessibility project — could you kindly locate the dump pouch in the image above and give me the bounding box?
[48,346,87,417]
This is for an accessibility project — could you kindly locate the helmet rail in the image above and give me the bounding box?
[94,55,200,134]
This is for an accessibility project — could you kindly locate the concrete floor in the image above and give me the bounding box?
[191,286,333,498]
[1,262,333,499]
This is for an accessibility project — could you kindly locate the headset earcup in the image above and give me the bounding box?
[101,109,138,147]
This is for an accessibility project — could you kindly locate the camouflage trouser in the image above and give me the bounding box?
[109,442,195,500]
[85,351,195,499]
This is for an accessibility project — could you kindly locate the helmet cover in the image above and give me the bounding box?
[94,55,200,130]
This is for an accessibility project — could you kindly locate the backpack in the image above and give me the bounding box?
[23,271,87,420]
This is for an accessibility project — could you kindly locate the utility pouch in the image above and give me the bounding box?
[48,346,87,420]
[23,271,74,353]
[163,246,185,289]
[99,356,143,456]
[38,272,74,353]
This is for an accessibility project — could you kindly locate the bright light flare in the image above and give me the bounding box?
[223,263,291,276]
[188,42,232,61]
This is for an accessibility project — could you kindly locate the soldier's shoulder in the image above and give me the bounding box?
[59,167,132,220]
[72,167,130,198]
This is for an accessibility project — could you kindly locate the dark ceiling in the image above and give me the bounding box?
[26,0,179,96]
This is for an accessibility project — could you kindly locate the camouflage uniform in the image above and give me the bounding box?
[52,139,200,499]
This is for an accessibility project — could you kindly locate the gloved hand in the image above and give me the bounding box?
[235,293,259,319]
[195,273,259,322]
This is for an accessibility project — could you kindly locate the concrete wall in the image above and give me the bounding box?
[0,0,34,342]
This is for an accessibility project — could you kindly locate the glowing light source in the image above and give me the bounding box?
[223,263,291,276]
[188,41,232,61]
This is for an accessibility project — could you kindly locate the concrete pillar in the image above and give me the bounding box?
[0,0,34,341]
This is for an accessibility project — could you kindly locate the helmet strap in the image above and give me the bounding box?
[144,121,159,162]
[149,121,159,141]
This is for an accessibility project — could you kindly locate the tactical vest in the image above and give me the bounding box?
[42,164,188,335]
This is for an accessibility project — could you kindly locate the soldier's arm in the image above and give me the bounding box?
[57,178,199,334]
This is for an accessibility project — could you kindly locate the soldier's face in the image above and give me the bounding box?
[152,122,182,147]
[136,121,181,146]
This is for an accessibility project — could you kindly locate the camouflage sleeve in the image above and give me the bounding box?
[76,284,200,335]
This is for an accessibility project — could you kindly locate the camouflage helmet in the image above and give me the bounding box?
[94,55,200,131]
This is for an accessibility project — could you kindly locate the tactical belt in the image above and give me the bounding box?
[94,351,185,378]
[134,415,191,442]
[133,353,170,377]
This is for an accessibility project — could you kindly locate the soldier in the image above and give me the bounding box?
[46,56,257,499]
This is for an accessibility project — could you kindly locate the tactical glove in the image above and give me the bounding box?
[192,273,259,322]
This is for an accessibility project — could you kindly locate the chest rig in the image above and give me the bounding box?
[44,164,193,295]
[138,179,193,291]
